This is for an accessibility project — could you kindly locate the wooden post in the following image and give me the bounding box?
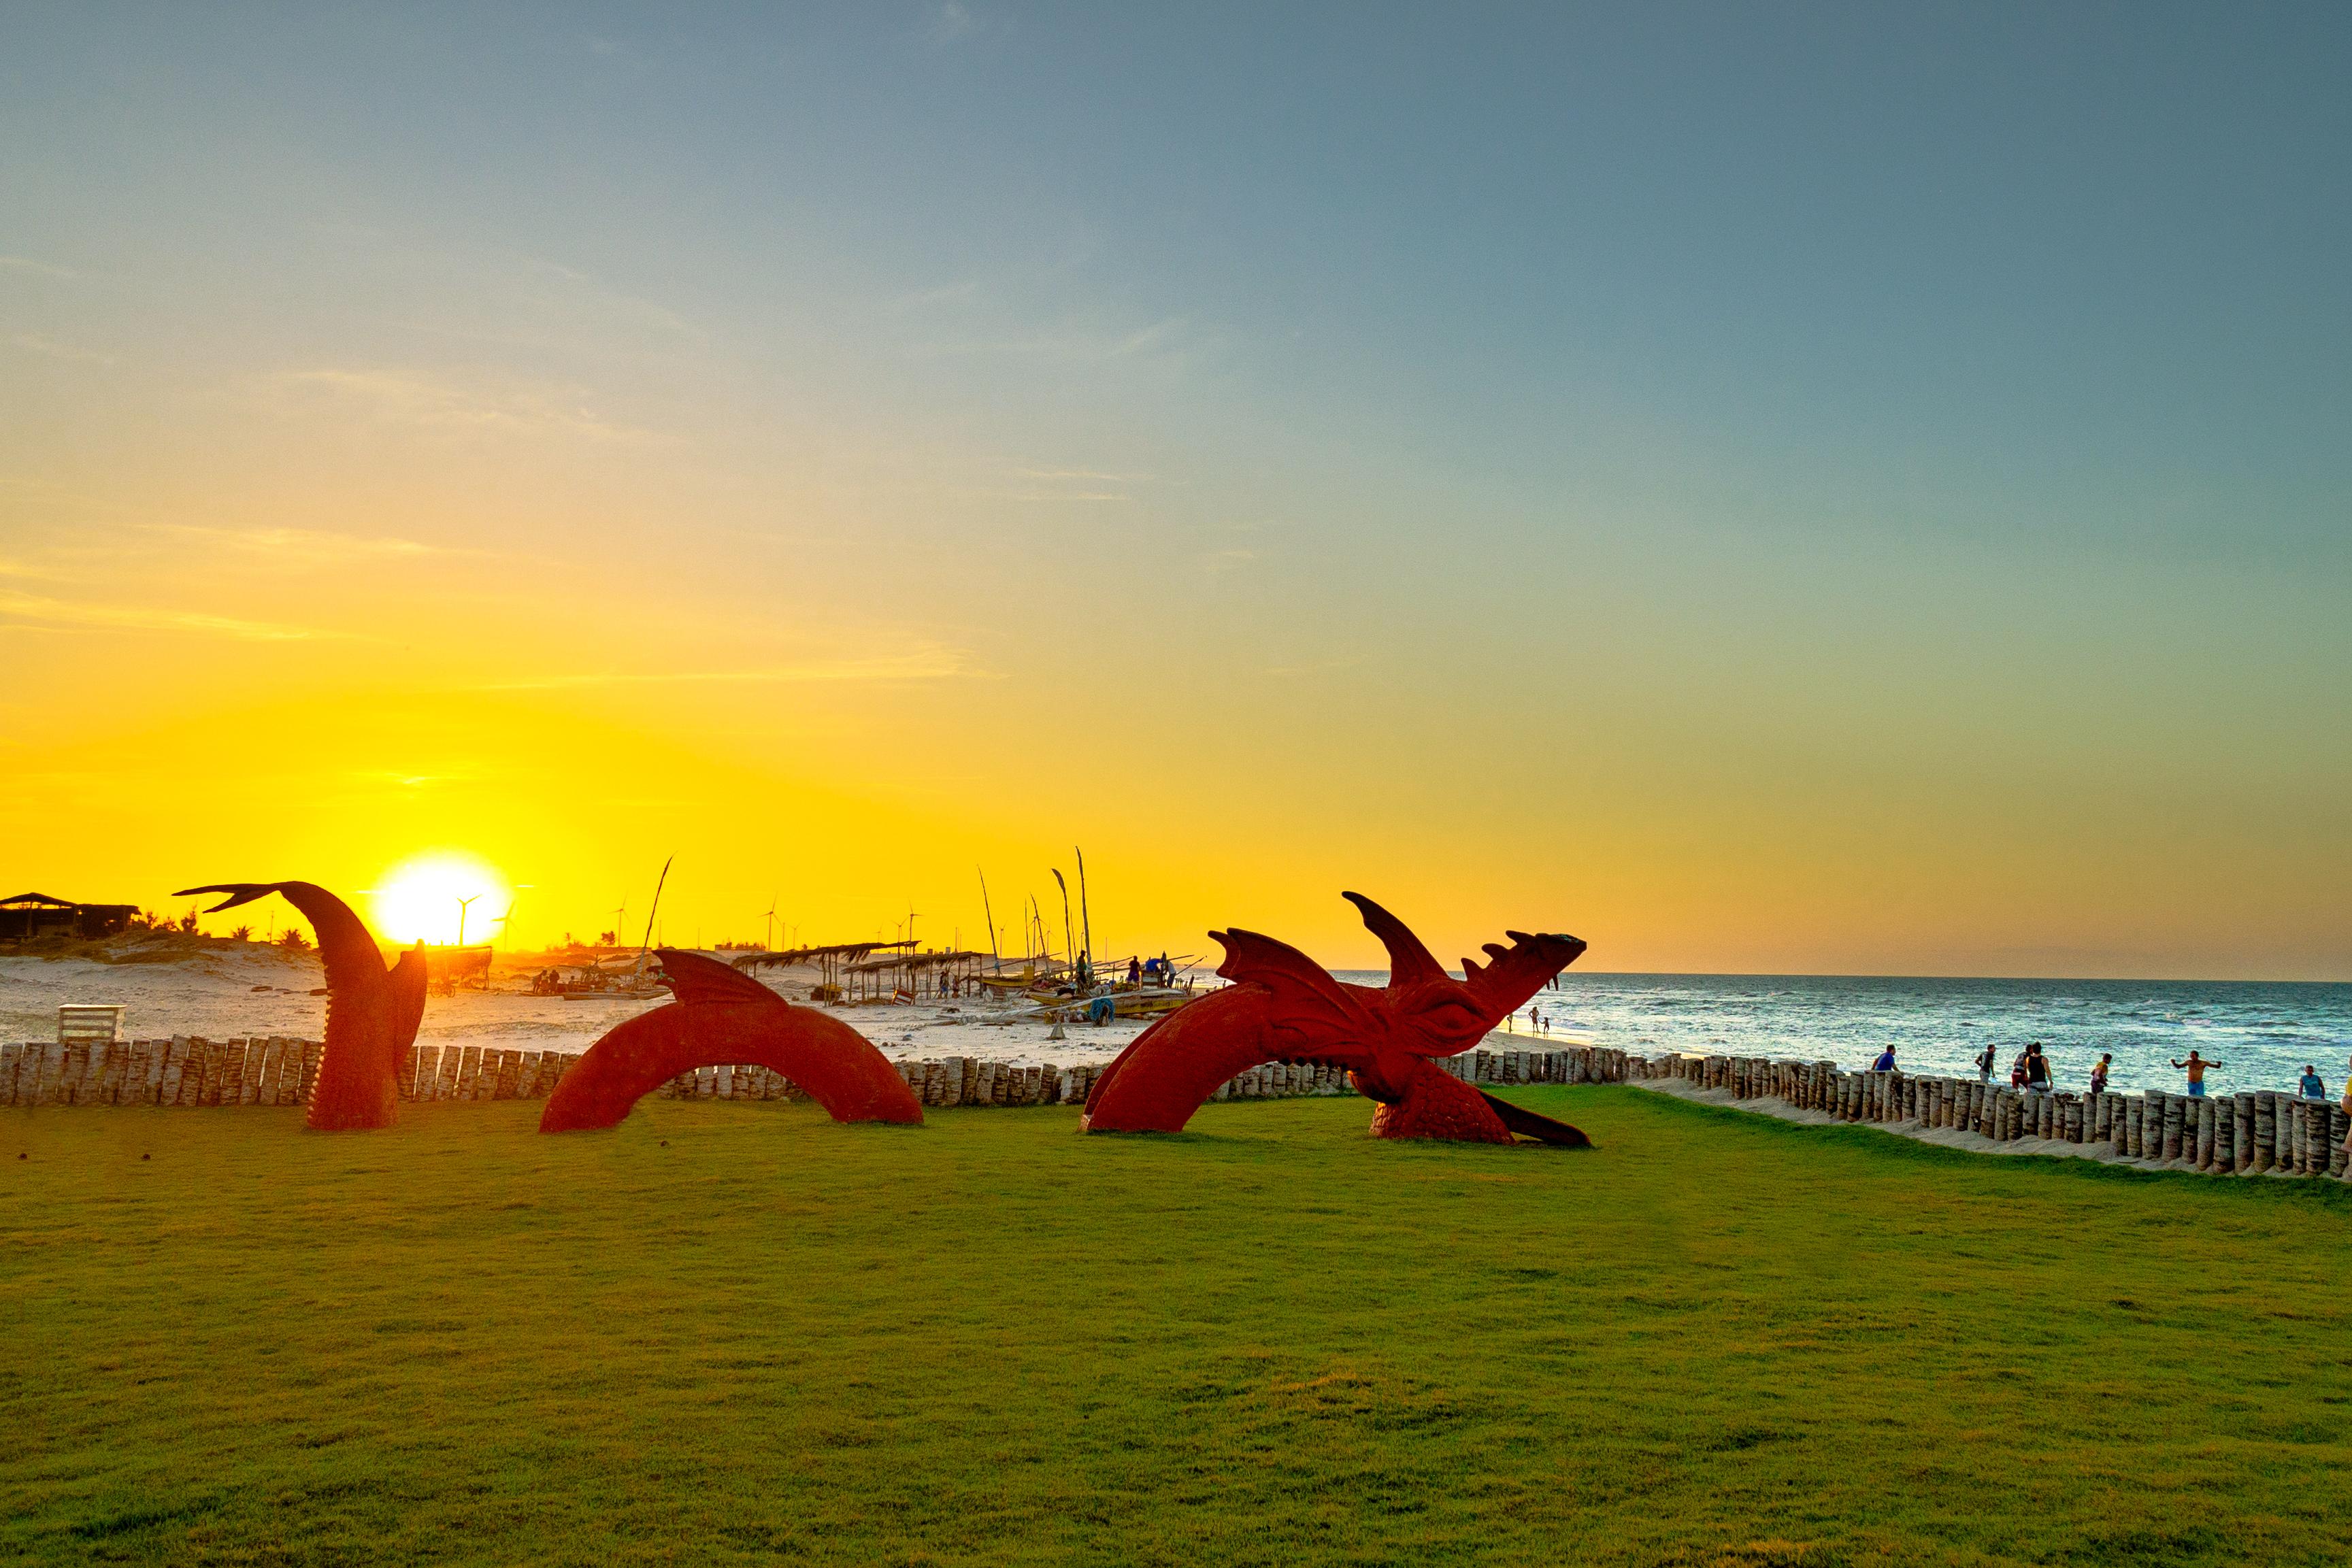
[161,1039,187,1107]
[242,1038,271,1105]
[275,1038,297,1106]
[216,1040,248,1107]
[282,1037,306,1105]
[2253,1092,2276,1173]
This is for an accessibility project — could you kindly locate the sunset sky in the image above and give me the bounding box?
[3,6,2346,978]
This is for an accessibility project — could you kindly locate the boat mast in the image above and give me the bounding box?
[636,856,673,971]
[978,869,1001,974]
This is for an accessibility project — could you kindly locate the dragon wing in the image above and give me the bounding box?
[654,948,787,1007]
[1212,927,1383,1054]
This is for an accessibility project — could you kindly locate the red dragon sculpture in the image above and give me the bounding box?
[176,882,425,1131]
[1083,892,1591,1146]
[541,949,924,1133]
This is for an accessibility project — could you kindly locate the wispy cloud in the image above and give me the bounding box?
[929,317,1196,363]
[10,333,112,364]
[926,2,993,45]
[1016,467,1155,484]
[1104,319,1186,357]
[0,590,327,641]
[268,367,659,443]
[146,524,474,565]
[891,280,982,310]
[0,255,76,278]
[484,648,976,691]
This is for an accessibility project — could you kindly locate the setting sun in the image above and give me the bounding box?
[369,852,513,948]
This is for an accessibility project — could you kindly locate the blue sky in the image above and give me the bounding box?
[3,4,2346,975]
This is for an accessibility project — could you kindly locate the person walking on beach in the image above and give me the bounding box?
[2298,1064,2327,1101]
[1975,1042,1996,1082]
[2024,1043,2051,1094]
[2170,1050,2220,1098]
[2089,1053,2111,1095]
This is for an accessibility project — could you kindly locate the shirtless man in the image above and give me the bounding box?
[2170,1049,2221,1098]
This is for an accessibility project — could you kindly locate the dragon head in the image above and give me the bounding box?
[1341,891,1585,1055]
[1210,892,1586,1063]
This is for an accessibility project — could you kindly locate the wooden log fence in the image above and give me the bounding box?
[0,1039,1640,1114]
[1626,1052,2352,1181]
[12,1035,2334,1179]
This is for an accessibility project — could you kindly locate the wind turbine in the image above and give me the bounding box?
[763,894,778,951]
[455,894,481,947]
[493,886,531,952]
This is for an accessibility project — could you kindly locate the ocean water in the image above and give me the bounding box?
[1414,973,2352,1101]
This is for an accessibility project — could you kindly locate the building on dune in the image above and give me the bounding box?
[0,893,139,941]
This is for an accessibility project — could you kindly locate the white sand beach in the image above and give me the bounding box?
[0,939,1180,1067]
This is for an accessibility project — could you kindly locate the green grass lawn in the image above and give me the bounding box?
[4,1087,2349,1567]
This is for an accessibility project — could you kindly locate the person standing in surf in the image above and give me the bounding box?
[2170,1049,2221,1098]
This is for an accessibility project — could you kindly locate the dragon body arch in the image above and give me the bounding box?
[1083,893,1591,1146]
[541,950,923,1133]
